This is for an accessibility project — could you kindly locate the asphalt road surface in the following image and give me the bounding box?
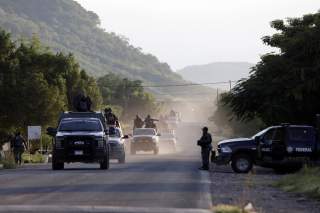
[0,123,212,213]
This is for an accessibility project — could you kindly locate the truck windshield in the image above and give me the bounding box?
[252,128,271,138]
[134,129,156,136]
[109,127,121,137]
[59,120,102,132]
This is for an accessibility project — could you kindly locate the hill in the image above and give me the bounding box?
[0,0,183,85]
[177,62,254,90]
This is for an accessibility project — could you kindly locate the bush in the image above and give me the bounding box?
[213,205,248,213]
[275,166,320,199]
[22,152,45,164]
[0,152,16,169]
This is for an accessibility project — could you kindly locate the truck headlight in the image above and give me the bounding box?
[221,146,232,153]
[97,139,105,148]
[55,138,63,148]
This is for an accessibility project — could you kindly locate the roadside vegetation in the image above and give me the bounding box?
[275,167,320,199]
[0,152,16,169]
[216,12,320,127]
[0,28,157,140]
[213,205,248,213]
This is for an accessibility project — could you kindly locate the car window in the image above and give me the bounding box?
[272,128,285,144]
[59,119,102,132]
[109,128,121,137]
[288,127,315,142]
[263,129,275,144]
[133,129,156,136]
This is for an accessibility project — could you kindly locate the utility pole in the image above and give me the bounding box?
[229,80,232,91]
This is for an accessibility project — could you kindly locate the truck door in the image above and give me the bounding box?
[259,128,275,161]
[271,127,286,161]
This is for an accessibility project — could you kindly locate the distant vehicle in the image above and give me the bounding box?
[165,111,181,130]
[47,112,110,170]
[213,124,320,173]
[131,128,160,155]
[159,131,177,152]
[108,127,128,163]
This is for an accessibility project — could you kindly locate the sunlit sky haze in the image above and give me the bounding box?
[74,0,320,70]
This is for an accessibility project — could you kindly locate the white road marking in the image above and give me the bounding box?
[0,205,212,213]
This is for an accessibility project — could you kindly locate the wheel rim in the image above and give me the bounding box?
[236,158,249,171]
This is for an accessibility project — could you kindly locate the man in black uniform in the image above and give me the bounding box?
[11,132,27,165]
[105,108,119,127]
[197,127,212,170]
[144,115,158,129]
[133,115,144,129]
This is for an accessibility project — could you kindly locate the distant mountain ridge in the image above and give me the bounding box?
[177,62,254,89]
[0,0,184,85]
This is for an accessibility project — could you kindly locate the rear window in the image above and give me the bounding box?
[59,119,102,132]
[133,129,156,136]
[288,128,315,142]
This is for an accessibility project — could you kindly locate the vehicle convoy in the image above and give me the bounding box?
[108,127,128,163]
[159,130,177,152]
[47,112,110,170]
[131,128,160,155]
[213,124,320,173]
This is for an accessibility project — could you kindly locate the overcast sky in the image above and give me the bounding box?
[74,0,320,70]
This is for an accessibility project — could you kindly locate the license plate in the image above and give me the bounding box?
[74,150,83,155]
[74,141,84,145]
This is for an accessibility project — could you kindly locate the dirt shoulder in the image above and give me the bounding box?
[210,165,320,213]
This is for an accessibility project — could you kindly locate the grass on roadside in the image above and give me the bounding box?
[0,152,16,169]
[274,166,320,199]
[213,205,248,213]
[22,152,45,164]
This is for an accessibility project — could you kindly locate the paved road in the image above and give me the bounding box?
[0,123,212,213]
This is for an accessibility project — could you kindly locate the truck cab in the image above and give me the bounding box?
[47,112,110,170]
[214,124,319,173]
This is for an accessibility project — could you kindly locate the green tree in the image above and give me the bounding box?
[223,12,320,126]
[98,73,158,119]
[0,29,102,138]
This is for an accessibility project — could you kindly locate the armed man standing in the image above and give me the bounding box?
[197,127,212,171]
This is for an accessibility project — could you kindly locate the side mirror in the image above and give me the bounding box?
[46,127,57,137]
[157,133,161,136]
[104,129,109,135]
[122,135,129,139]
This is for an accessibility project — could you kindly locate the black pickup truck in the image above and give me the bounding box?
[47,112,110,170]
[213,124,320,173]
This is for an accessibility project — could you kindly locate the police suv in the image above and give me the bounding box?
[47,112,110,170]
[213,124,319,173]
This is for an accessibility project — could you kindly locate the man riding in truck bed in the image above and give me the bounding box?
[134,115,144,129]
[105,108,119,127]
[144,115,158,129]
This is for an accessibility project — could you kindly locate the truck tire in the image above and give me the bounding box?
[231,154,253,173]
[52,161,64,170]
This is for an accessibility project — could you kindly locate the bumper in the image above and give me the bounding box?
[212,151,232,165]
[132,141,157,151]
[53,148,107,163]
[109,143,125,159]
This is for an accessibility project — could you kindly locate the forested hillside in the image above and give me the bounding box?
[0,0,183,84]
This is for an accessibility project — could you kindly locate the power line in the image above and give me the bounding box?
[139,81,238,88]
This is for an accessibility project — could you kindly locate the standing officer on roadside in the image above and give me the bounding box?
[11,132,27,165]
[197,127,212,170]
